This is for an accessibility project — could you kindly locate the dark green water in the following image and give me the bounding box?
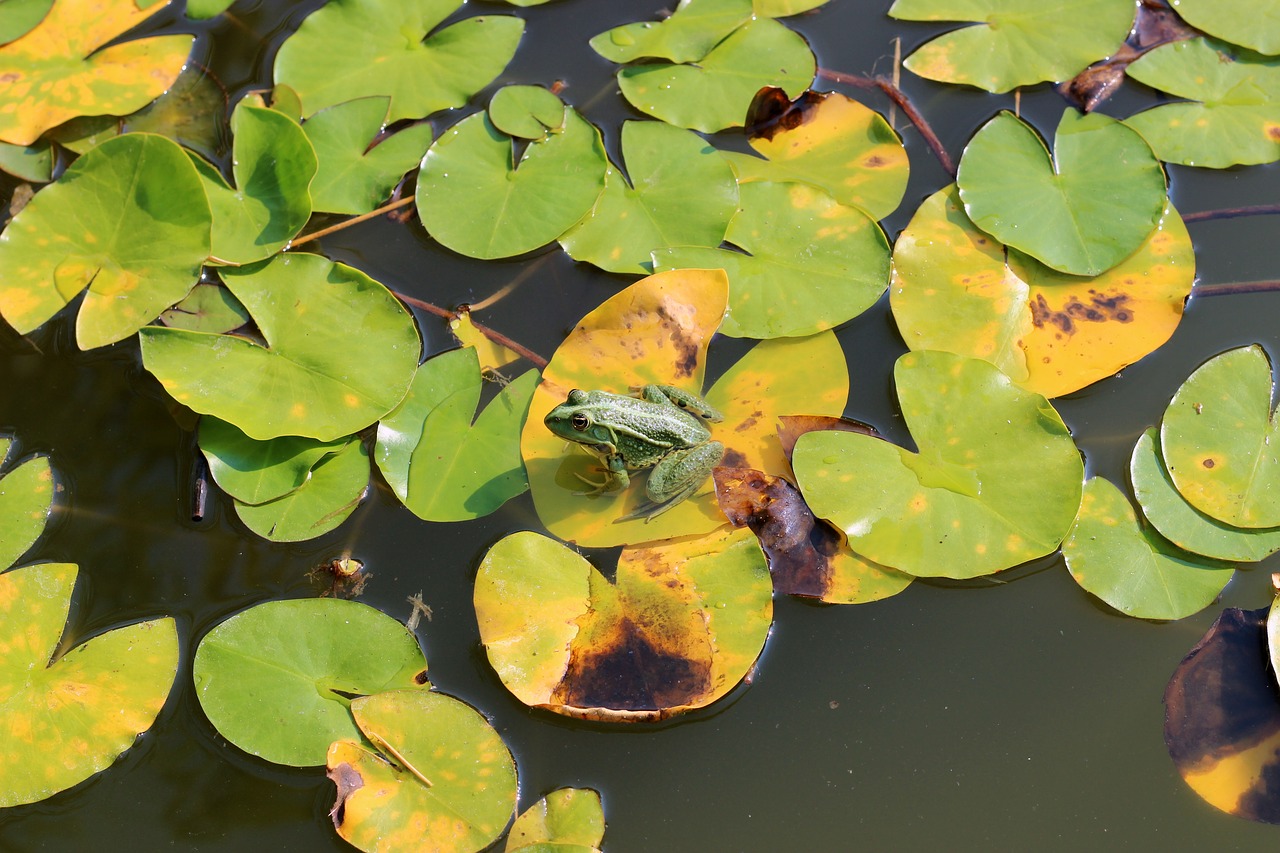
[2,1,1280,849]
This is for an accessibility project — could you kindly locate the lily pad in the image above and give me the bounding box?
[193,597,430,767]
[234,437,368,542]
[0,132,211,349]
[488,84,566,139]
[655,180,891,338]
[1131,428,1280,563]
[1063,477,1233,620]
[559,120,739,274]
[303,97,435,215]
[794,351,1083,578]
[723,88,908,220]
[199,418,347,505]
[890,185,1194,398]
[0,563,178,807]
[590,0,753,64]
[1166,607,1280,822]
[139,252,420,442]
[1125,39,1280,169]
[375,347,536,522]
[1160,345,1280,529]
[889,0,1134,93]
[956,109,1166,277]
[506,788,605,852]
[1159,0,1280,56]
[755,0,830,12]
[0,0,192,145]
[156,281,249,334]
[416,107,608,260]
[190,102,316,265]
[615,17,816,133]
[327,690,518,853]
[186,0,237,19]
[273,0,523,121]
[0,440,52,571]
[474,528,771,721]
[0,0,51,45]
[0,138,50,182]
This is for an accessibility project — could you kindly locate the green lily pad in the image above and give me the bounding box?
[199,417,347,505]
[506,788,605,852]
[616,17,816,133]
[559,120,739,274]
[1159,0,1280,56]
[375,347,536,522]
[416,107,608,259]
[793,351,1083,578]
[0,441,52,571]
[234,437,369,542]
[488,84,566,139]
[186,0,237,19]
[956,109,1166,277]
[156,281,249,334]
[1131,428,1280,563]
[1160,345,1280,529]
[0,0,51,45]
[273,0,523,121]
[0,563,178,807]
[139,252,420,442]
[723,88,908,220]
[0,132,211,349]
[655,180,890,338]
[590,0,753,64]
[0,0,192,145]
[303,97,435,215]
[327,690,517,853]
[1063,477,1233,620]
[193,597,430,767]
[190,102,316,265]
[755,0,830,13]
[1125,39,1280,169]
[0,138,50,181]
[890,186,1195,399]
[890,0,1134,93]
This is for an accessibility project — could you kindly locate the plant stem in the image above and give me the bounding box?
[289,196,416,247]
[1195,280,1280,298]
[1183,204,1280,223]
[391,290,549,369]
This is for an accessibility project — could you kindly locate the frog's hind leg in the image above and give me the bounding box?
[617,440,724,521]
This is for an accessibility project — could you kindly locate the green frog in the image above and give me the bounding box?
[544,385,725,520]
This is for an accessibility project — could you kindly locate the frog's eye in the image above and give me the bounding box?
[570,413,590,431]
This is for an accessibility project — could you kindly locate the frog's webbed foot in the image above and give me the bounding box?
[572,467,629,497]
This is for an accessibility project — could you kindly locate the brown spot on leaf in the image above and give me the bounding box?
[863,155,887,168]
[721,448,749,468]
[744,86,826,140]
[1203,458,1216,469]
[656,304,700,378]
[1030,291,1134,335]
[1269,125,1280,142]
[327,762,365,828]
[776,414,879,460]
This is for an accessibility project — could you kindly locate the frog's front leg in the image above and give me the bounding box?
[639,385,724,423]
[573,451,631,496]
[643,440,725,512]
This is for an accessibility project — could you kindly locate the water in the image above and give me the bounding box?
[3,0,1280,849]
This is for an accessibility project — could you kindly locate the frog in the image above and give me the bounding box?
[544,384,725,520]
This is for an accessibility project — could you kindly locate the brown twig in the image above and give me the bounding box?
[1194,280,1280,298]
[289,196,416,248]
[816,68,956,176]
[1182,204,1280,223]
[391,290,549,369]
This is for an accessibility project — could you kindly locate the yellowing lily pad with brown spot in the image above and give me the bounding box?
[474,528,771,722]
[0,0,192,145]
[891,185,1194,398]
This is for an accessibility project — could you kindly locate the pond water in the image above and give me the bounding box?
[2,0,1280,849]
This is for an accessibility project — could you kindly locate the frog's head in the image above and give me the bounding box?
[544,389,616,448]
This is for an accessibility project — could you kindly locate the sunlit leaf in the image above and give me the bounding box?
[560,120,739,274]
[416,107,608,259]
[754,0,830,13]
[0,0,51,44]
[616,17,816,133]
[193,597,429,767]
[1125,39,1280,169]
[590,0,753,64]
[1160,345,1280,529]
[448,310,521,373]
[488,84,566,139]
[156,281,249,334]
[273,0,523,121]
[0,139,50,182]
[0,133,211,349]
[1158,1,1280,56]
[375,347,536,522]
[890,0,1133,93]
[0,0,192,145]
[0,441,52,571]
[655,180,890,338]
[200,417,346,505]
[303,97,434,215]
[1165,607,1280,822]
[1063,477,1232,620]
[957,110,1166,277]
[1131,428,1280,563]
[890,186,1194,398]
[723,88,908,220]
[0,563,178,807]
[506,788,605,853]
[475,527,771,721]
[233,438,368,541]
[186,0,236,19]
[713,467,912,604]
[794,351,1083,578]
[139,252,420,441]
[189,102,315,265]
[327,690,517,853]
